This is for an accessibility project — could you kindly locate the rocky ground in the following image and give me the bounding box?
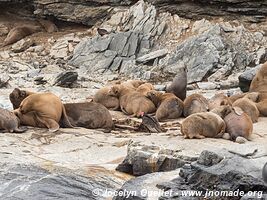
[0,0,267,199]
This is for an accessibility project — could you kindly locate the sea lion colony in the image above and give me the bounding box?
[3,62,267,144]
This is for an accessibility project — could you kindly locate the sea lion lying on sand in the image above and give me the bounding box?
[108,84,156,117]
[146,90,183,121]
[13,92,73,132]
[209,93,232,110]
[63,102,114,132]
[181,105,231,139]
[223,106,253,143]
[183,94,209,117]
[0,108,27,133]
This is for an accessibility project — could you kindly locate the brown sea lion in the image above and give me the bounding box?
[63,102,114,132]
[3,25,42,47]
[249,61,267,92]
[121,80,147,89]
[0,108,27,133]
[136,83,154,95]
[93,86,120,110]
[209,93,232,110]
[9,88,35,109]
[232,97,259,123]
[181,105,231,139]
[183,94,209,117]
[223,106,253,143]
[38,19,58,33]
[108,84,156,117]
[243,92,259,102]
[228,93,246,104]
[14,92,73,132]
[166,67,187,101]
[146,91,184,122]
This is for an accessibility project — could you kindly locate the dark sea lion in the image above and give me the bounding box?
[183,93,209,117]
[166,67,187,101]
[63,102,114,132]
[0,108,27,133]
[9,88,35,109]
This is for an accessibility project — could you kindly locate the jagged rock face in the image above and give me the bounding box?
[115,150,267,200]
[147,0,267,22]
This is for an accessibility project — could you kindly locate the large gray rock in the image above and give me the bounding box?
[116,143,197,176]
[238,65,261,92]
[0,164,121,200]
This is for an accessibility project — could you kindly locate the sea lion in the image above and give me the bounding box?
[166,67,187,101]
[249,61,267,93]
[243,92,259,102]
[122,80,147,89]
[93,86,120,110]
[223,106,253,143]
[146,90,184,122]
[232,97,259,123]
[9,88,35,109]
[63,102,114,132]
[3,25,42,47]
[14,92,73,132]
[183,94,209,117]
[38,19,58,33]
[108,84,156,117]
[228,93,246,104]
[0,108,27,133]
[181,105,231,139]
[209,93,232,110]
[136,83,154,95]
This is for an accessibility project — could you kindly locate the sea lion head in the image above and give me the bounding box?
[210,105,232,118]
[108,85,121,97]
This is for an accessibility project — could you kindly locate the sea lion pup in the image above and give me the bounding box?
[9,88,35,109]
[136,83,154,95]
[166,67,187,101]
[232,95,260,123]
[223,106,253,143]
[228,93,246,104]
[14,92,73,132]
[180,105,231,139]
[183,94,209,117]
[146,90,184,122]
[108,84,156,117]
[63,102,114,132]
[93,86,120,110]
[2,25,42,47]
[249,61,267,93]
[208,93,232,110]
[0,108,27,133]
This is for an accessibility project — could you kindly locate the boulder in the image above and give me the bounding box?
[238,65,261,92]
[116,143,197,176]
[53,71,78,87]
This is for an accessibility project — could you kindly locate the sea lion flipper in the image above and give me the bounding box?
[60,104,74,128]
